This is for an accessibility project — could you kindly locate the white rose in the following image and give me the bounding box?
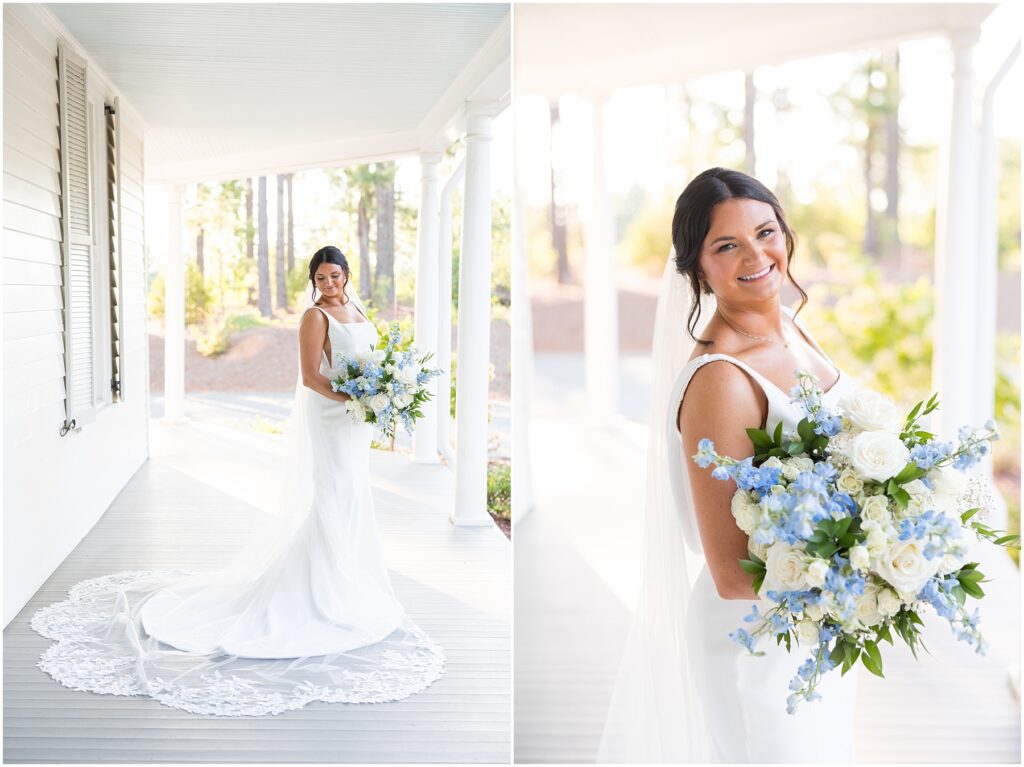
[748,538,770,562]
[849,545,870,572]
[827,432,855,464]
[850,431,910,482]
[902,479,934,518]
[804,602,825,622]
[762,543,809,595]
[929,466,967,516]
[804,558,831,589]
[936,539,968,576]
[395,392,414,409]
[840,389,902,433]
[794,620,820,646]
[854,582,884,627]
[874,539,941,595]
[345,399,366,421]
[368,393,390,414]
[859,495,892,526]
[788,456,814,473]
[398,365,420,386]
[731,491,760,535]
[860,519,890,559]
[876,587,902,618]
[836,468,864,496]
[370,349,387,364]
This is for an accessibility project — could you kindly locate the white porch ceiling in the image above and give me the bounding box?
[46,3,510,182]
[516,2,998,97]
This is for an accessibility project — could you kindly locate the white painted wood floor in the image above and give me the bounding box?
[515,415,1021,764]
[4,418,511,764]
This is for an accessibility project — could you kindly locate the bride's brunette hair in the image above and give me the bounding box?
[308,245,351,305]
[671,167,807,344]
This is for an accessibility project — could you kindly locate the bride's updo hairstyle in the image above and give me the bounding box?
[308,245,351,305]
[671,167,807,344]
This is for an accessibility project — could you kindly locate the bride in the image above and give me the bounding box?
[598,168,857,762]
[31,245,444,716]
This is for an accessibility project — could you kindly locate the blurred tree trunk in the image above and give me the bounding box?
[196,227,204,278]
[286,173,295,272]
[374,162,396,307]
[245,177,254,260]
[549,101,570,284]
[358,195,372,297]
[744,71,756,175]
[275,174,287,310]
[257,176,271,317]
[884,47,902,270]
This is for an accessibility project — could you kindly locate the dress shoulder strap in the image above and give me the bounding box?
[667,353,777,437]
[304,305,332,323]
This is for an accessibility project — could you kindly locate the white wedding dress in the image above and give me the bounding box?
[598,260,857,763]
[30,305,444,716]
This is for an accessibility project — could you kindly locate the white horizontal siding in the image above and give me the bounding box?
[3,3,150,629]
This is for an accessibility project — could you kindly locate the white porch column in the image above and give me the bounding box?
[933,27,980,440]
[163,183,186,423]
[437,159,466,466]
[452,101,499,526]
[412,153,443,463]
[584,94,619,421]
[976,42,1020,431]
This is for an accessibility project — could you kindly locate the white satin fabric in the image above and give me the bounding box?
[30,305,444,716]
[598,258,856,763]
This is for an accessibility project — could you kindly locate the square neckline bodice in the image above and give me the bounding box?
[688,306,841,399]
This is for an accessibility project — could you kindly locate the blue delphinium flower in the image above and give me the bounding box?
[729,628,758,653]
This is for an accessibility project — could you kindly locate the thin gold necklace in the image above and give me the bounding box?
[719,313,791,348]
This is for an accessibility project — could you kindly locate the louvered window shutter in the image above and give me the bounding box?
[58,44,97,432]
[106,99,124,402]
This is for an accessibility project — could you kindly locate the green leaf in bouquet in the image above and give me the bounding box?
[994,534,1021,548]
[961,508,982,523]
[739,558,766,575]
[893,462,925,484]
[797,418,815,445]
[906,401,923,424]
[952,585,967,606]
[958,578,985,599]
[752,571,765,595]
[958,568,985,583]
[841,644,861,676]
[783,631,791,652]
[876,623,894,646]
[915,430,934,441]
[773,421,784,445]
[837,533,857,550]
[829,642,846,668]
[746,428,775,451]
[811,435,829,454]
[861,640,885,678]
[906,610,924,626]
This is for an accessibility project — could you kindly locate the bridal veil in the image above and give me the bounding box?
[596,256,716,762]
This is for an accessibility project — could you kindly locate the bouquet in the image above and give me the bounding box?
[693,370,1017,714]
[330,322,441,439]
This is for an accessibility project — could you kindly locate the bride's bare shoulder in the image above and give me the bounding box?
[678,358,765,434]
